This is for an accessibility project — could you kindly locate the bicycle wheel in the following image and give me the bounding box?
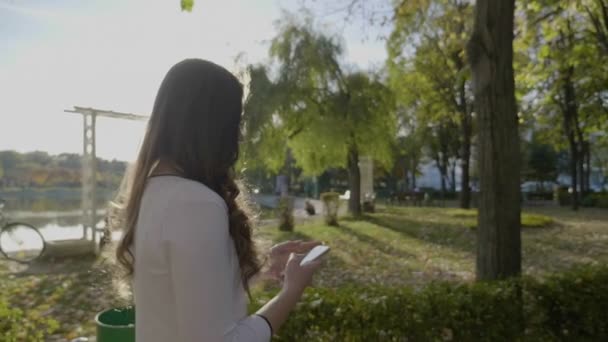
[0,222,46,263]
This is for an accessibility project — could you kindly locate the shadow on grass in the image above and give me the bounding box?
[334,223,416,259]
[362,214,476,254]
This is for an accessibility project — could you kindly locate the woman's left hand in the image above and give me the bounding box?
[266,240,321,280]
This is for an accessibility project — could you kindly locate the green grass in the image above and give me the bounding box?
[256,206,605,289]
[2,205,607,340]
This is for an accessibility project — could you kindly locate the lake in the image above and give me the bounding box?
[0,193,317,254]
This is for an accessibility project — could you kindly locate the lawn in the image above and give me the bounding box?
[1,205,607,340]
[256,205,608,287]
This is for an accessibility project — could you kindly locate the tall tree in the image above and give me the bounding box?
[388,0,475,208]
[467,0,522,280]
[244,17,396,216]
[518,0,608,209]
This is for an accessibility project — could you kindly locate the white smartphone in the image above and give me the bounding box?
[300,245,330,266]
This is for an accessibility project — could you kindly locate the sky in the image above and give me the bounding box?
[0,0,389,161]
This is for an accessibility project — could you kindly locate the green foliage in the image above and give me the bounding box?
[250,266,608,341]
[522,214,554,228]
[242,16,397,178]
[387,1,474,191]
[516,0,607,160]
[0,151,126,189]
[0,295,59,341]
[180,0,194,12]
[524,139,559,183]
[582,192,608,208]
[320,192,340,226]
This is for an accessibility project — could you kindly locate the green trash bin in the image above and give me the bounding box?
[95,307,135,342]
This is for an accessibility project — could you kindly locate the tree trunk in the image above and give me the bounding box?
[568,137,579,210]
[458,78,473,209]
[584,141,592,192]
[563,66,580,210]
[347,145,362,216]
[440,166,447,195]
[434,155,448,196]
[467,0,522,280]
[460,128,472,208]
[450,160,457,192]
[578,145,585,195]
[411,159,417,189]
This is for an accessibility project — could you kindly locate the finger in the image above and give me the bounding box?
[298,241,322,253]
[288,253,307,264]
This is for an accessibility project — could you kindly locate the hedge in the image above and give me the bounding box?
[0,296,59,342]
[252,266,608,341]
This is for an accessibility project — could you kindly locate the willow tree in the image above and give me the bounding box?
[248,17,396,215]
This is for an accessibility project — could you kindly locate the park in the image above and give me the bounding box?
[1,0,607,341]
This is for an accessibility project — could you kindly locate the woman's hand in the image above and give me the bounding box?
[282,253,323,296]
[266,240,320,280]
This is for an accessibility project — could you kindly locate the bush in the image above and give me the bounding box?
[581,194,597,207]
[582,193,608,209]
[320,192,340,226]
[598,194,608,208]
[556,186,571,206]
[277,196,294,231]
[525,191,554,201]
[447,209,553,228]
[521,213,554,228]
[251,266,608,341]
[0,296,59,341]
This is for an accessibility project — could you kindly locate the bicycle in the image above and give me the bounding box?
[0,199,46,263]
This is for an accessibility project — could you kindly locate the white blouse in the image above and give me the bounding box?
[134,176,271,342]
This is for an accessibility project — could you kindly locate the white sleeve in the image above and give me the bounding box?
[163,197,271,342]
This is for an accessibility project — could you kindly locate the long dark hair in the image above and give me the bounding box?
[115,59,261,293]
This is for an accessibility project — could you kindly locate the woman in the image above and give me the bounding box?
[115,59,324,341]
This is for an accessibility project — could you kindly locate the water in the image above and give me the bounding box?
[0,196,112,253]
[0,194,316,254]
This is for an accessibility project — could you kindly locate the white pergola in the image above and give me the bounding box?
[64,106,148,255]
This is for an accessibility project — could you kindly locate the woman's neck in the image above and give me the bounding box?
[150,159,183,177]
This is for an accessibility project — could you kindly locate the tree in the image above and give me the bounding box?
[518,0,608,209]
[244,16,396,216]
[524,140,559,189]
[585,0,608,55]
[388,0,475,208]
[467,0,522,280]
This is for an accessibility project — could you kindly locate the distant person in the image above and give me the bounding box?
[114,59,323,342]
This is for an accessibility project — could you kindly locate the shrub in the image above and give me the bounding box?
[0,296,59,342]
[277,196,294,231]
[320,192,340,226]
[251,266,608,341]
[556,186,572,206]
[581,193,597,207]
[447,209,553,228]
[597,194,608,208]
[521,213,554,228]
[525,191,554,201]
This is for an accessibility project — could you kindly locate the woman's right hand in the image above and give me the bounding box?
[282,253,323,296]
